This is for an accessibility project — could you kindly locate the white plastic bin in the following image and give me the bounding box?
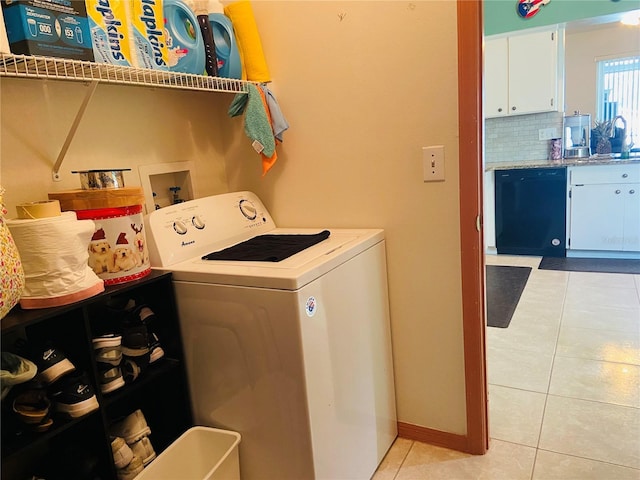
[134,427,241,480]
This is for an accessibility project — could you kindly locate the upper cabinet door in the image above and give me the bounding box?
[484,37,509,118]
[484,28,562,119]
[508,30,558,115]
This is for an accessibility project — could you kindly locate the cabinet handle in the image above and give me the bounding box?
[498,108,502,112]
[622,173,628,178]
[615,190,621,194]
[511,106,516,111]
[630,190,636,195]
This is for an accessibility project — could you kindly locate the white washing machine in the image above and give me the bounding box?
[145,191,397,480]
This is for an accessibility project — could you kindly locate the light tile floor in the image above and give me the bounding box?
[374,255,640,480]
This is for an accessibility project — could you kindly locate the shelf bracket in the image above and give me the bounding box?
[52,80,99,181]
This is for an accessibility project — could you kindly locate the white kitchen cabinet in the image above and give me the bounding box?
[485,28,563,118]
[484,38,509,118]
[568,165,640,252]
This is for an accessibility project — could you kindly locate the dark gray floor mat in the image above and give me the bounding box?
[539,257,640,274]
[486,265,532,328]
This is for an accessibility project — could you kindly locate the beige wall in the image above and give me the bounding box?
[0,79,234,207]
[1,1,468,436]
[565,23,640,117]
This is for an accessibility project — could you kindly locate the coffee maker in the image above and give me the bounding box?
[563,112,591,159]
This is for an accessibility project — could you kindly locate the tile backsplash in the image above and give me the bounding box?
[484,111,564,163]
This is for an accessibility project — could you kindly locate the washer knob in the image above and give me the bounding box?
[173,220,188,235]
[239,199,257,220]
[192,215,205,229]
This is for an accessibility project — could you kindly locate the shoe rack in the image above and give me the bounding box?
[1,271,193,480]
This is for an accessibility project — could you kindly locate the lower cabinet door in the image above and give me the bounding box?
[622,185,640,251]
[569,184,625,251]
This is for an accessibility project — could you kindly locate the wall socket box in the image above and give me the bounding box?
[538,127,559,140]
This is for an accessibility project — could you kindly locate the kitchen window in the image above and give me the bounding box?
[596,54,640,148]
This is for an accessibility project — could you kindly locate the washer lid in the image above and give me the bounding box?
[158,228,385,290]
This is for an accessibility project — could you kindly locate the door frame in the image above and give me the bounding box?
[457,0,489,454]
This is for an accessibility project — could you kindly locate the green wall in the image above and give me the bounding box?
[484,0,640,35]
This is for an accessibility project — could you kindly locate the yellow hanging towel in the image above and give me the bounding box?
[224,0,271,82]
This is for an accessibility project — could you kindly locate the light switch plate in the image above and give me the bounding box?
[423,146,445,182]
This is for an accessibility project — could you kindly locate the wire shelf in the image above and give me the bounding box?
[0,53,249,93]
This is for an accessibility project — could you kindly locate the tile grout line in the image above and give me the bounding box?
[533,268,570,463]
[525,265,567,480]
[545,270,570,392]
[392,440,414,480]
[536,445,640,471]
[634,274,640,303]
[545,391,640,410]
[528,256,545,480]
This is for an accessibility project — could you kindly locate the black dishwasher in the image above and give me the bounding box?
[495,167,567,257]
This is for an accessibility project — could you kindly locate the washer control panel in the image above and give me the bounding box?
[172,215,206,235]
[145,191,275,267]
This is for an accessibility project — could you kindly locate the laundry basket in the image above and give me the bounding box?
[134,427,241,480]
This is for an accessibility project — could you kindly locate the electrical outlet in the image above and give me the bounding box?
[423,146,445,182]
[538,128,558,141]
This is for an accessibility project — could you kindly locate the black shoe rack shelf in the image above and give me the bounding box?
[1,270,193,480]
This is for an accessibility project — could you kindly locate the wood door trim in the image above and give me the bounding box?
[457,0,488,454]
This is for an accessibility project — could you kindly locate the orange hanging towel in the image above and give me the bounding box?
[257,86,278,176]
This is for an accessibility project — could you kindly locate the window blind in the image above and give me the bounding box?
[596,55,639,148]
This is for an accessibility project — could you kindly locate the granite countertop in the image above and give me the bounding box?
[486,154,640,171]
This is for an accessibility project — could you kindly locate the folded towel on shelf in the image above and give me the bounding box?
[259,84,289,142]
[229,84,276,173]
[224,0,271,82]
